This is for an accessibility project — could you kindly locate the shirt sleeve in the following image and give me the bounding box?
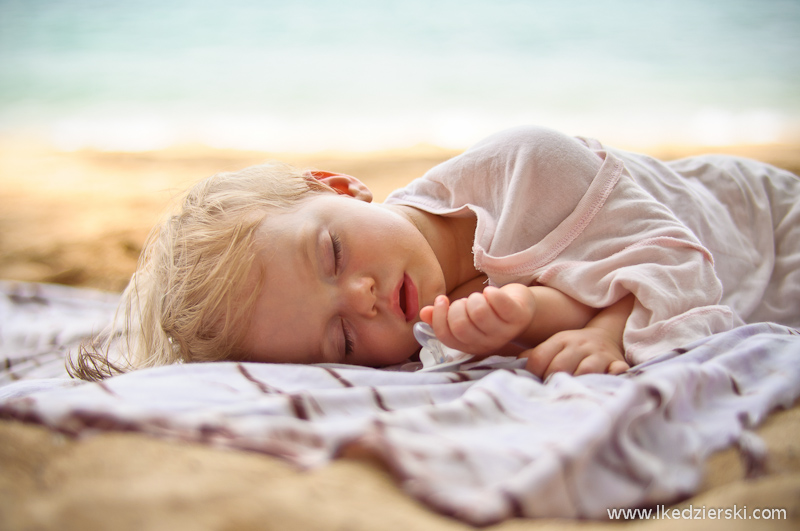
[478,133,735,365]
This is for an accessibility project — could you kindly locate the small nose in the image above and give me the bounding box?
[342,275,377,317]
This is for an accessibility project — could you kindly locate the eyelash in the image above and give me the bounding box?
[331,233,343,273]
[342,319,355,357]
[331,233,352,357]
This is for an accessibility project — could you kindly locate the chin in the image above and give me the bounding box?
[373,346,419,368]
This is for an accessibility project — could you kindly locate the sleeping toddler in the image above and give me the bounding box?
[71,126,800,381]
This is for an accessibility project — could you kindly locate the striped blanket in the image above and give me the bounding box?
[1,280,799,525]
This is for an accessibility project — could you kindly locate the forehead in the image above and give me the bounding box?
[265,192,384,225]
[249,195,341,256]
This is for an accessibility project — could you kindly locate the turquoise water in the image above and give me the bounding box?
[1,0,798,151]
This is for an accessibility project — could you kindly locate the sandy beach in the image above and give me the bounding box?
[2,136,800,531]
[1,137,799,293]
[0,138,462,292]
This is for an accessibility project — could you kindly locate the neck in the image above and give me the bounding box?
[389,205,479,293]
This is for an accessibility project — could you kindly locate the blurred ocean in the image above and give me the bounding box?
[1,0,798,151]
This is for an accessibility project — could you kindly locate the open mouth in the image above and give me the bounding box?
[399,281,407,316]
[400,273,419,322]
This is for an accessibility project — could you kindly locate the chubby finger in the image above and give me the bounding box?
[465,291,502,335]
[430,295,454,342]
[573,355,610,376]
[607,360,630,375]
[430,296,476,352]
[419,304,434,324]
[520,339,561,379]
[542,347,586,379]
[482,286,529,324]
[446,297,483,345]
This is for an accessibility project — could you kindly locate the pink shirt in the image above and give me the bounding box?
[386,126,800,364]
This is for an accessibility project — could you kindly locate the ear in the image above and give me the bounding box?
[306,171,373,203]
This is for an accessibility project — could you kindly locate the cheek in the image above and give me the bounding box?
[359,325,419,366]
[416,254,447,306]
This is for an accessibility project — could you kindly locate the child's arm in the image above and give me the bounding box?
[420,283,600,356]
[419,284,633,377]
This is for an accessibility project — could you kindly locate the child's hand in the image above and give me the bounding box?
[419,283,535,356]
[520,327,630,379]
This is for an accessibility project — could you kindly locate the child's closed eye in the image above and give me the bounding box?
[341,317,355,358]
[331,233,344,273]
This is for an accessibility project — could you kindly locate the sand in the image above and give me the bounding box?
[2,398,799,530]
[1,137,798,294]
[0,139,461,292]
[2,136,799,529]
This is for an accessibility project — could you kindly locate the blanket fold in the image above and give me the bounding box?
[2,277,799,525]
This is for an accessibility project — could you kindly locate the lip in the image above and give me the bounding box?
[392,277,405,320]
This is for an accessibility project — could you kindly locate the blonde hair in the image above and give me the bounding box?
[69,162,334,381]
